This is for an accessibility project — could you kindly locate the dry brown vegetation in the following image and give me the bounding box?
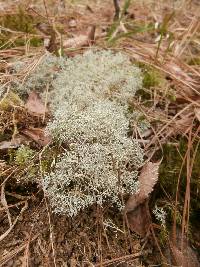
[0,0,200,266]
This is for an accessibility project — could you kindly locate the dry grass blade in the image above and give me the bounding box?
[44,197,57,267]
[181,125,200,246]
[165,114,194,138]
[145,104,193,150]
[174,18,200,59]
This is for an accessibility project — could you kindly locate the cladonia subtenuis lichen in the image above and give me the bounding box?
[13,50,147,217]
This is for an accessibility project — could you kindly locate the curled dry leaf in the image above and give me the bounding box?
[25,91,47,116]
[63,34,89,48]
[125,161,160,236]
[22,127,51,146]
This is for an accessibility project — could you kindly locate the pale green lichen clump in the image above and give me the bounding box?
[12,50,145,217]
[42,50,145,216]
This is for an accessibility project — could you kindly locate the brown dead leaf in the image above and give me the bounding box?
[124,162,160,236]
[138,161,160,199]
[25,91,46,116]
[22,128,51,146]
[0,141,19,150]
[126,200,151,237]
[0,135,29,150]
[195,108,200,122]
[125,162,160,212]
[162,228,200,267]
[169,242,187,267]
